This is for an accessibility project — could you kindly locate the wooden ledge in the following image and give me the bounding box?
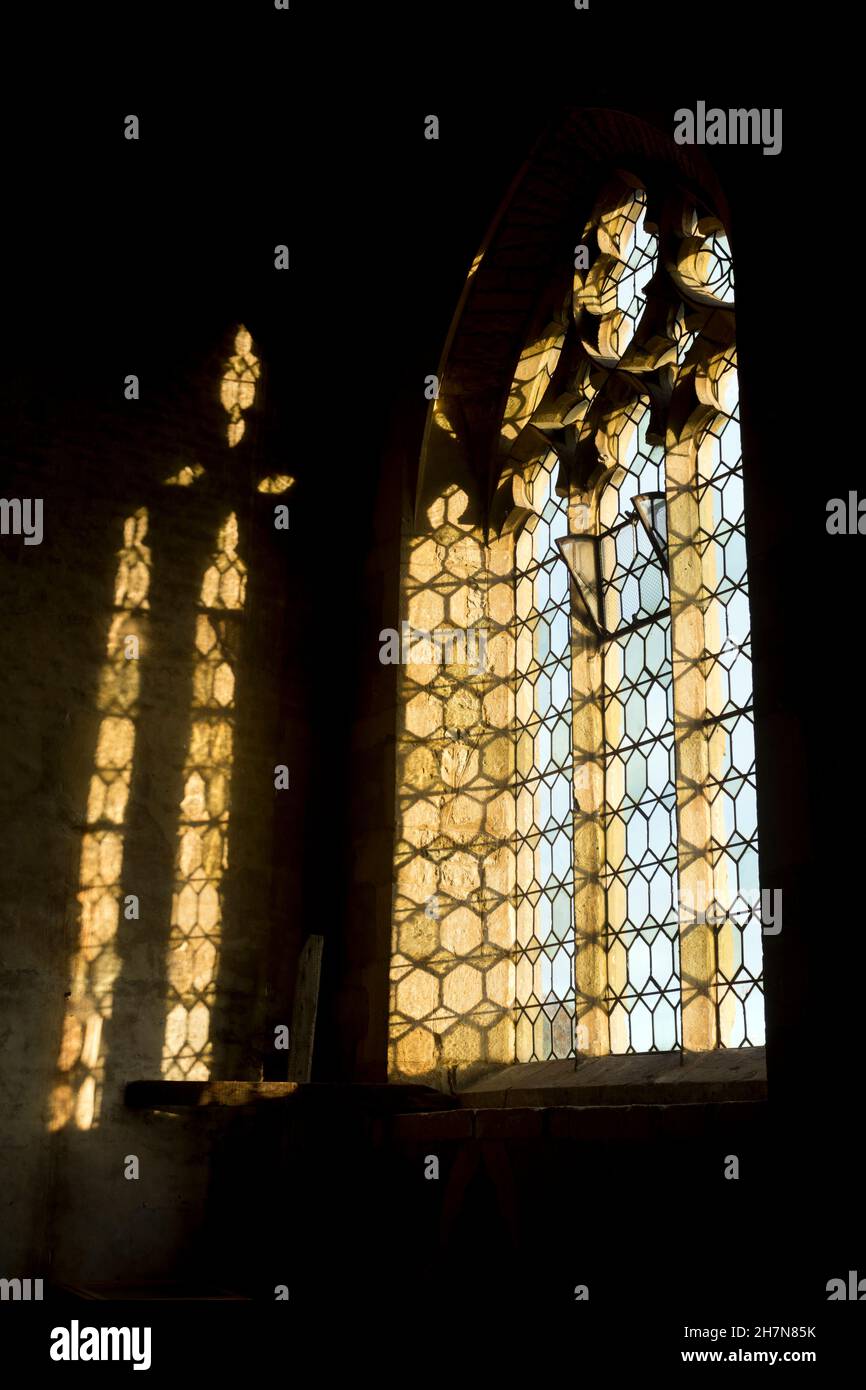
[456,1046,767,1109]
[125,1081,300,1110]
[124,1080,458,1113]
[125,1052,765,1117]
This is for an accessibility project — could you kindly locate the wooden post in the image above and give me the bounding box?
[286,935,324,1083]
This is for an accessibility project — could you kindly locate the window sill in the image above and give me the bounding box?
[454,1046,766,1109]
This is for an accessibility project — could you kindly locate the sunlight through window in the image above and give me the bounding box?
[161,513,247,1079]
[221,326,260,448]
[48,510,151,1131]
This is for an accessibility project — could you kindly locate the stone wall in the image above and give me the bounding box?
[0,333,302,1283]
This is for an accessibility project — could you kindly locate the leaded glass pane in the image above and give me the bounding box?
[513,454,576,1060]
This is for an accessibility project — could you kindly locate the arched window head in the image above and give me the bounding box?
[604,189,658,357]
[576,180,659,363]
[675,212,736,308]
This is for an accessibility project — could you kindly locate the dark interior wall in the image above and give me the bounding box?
[0,322,306,1278]
[0,114,311,1275]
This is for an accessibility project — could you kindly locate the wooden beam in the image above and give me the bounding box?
[125,1080,300,1109]
[124,1079,458,1112]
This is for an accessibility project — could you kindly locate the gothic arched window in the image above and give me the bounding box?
[390,148,765,1088]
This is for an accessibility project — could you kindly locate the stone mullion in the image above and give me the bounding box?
[666,436,718,1050]
[570,490,610,1055]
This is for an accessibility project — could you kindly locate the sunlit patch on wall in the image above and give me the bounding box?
[221,326,260,447]
[164,461,206,488]
[48,510,151,1132]
[161,512,247,1079]
[389,485,518,1086]
[256,474,294,494]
